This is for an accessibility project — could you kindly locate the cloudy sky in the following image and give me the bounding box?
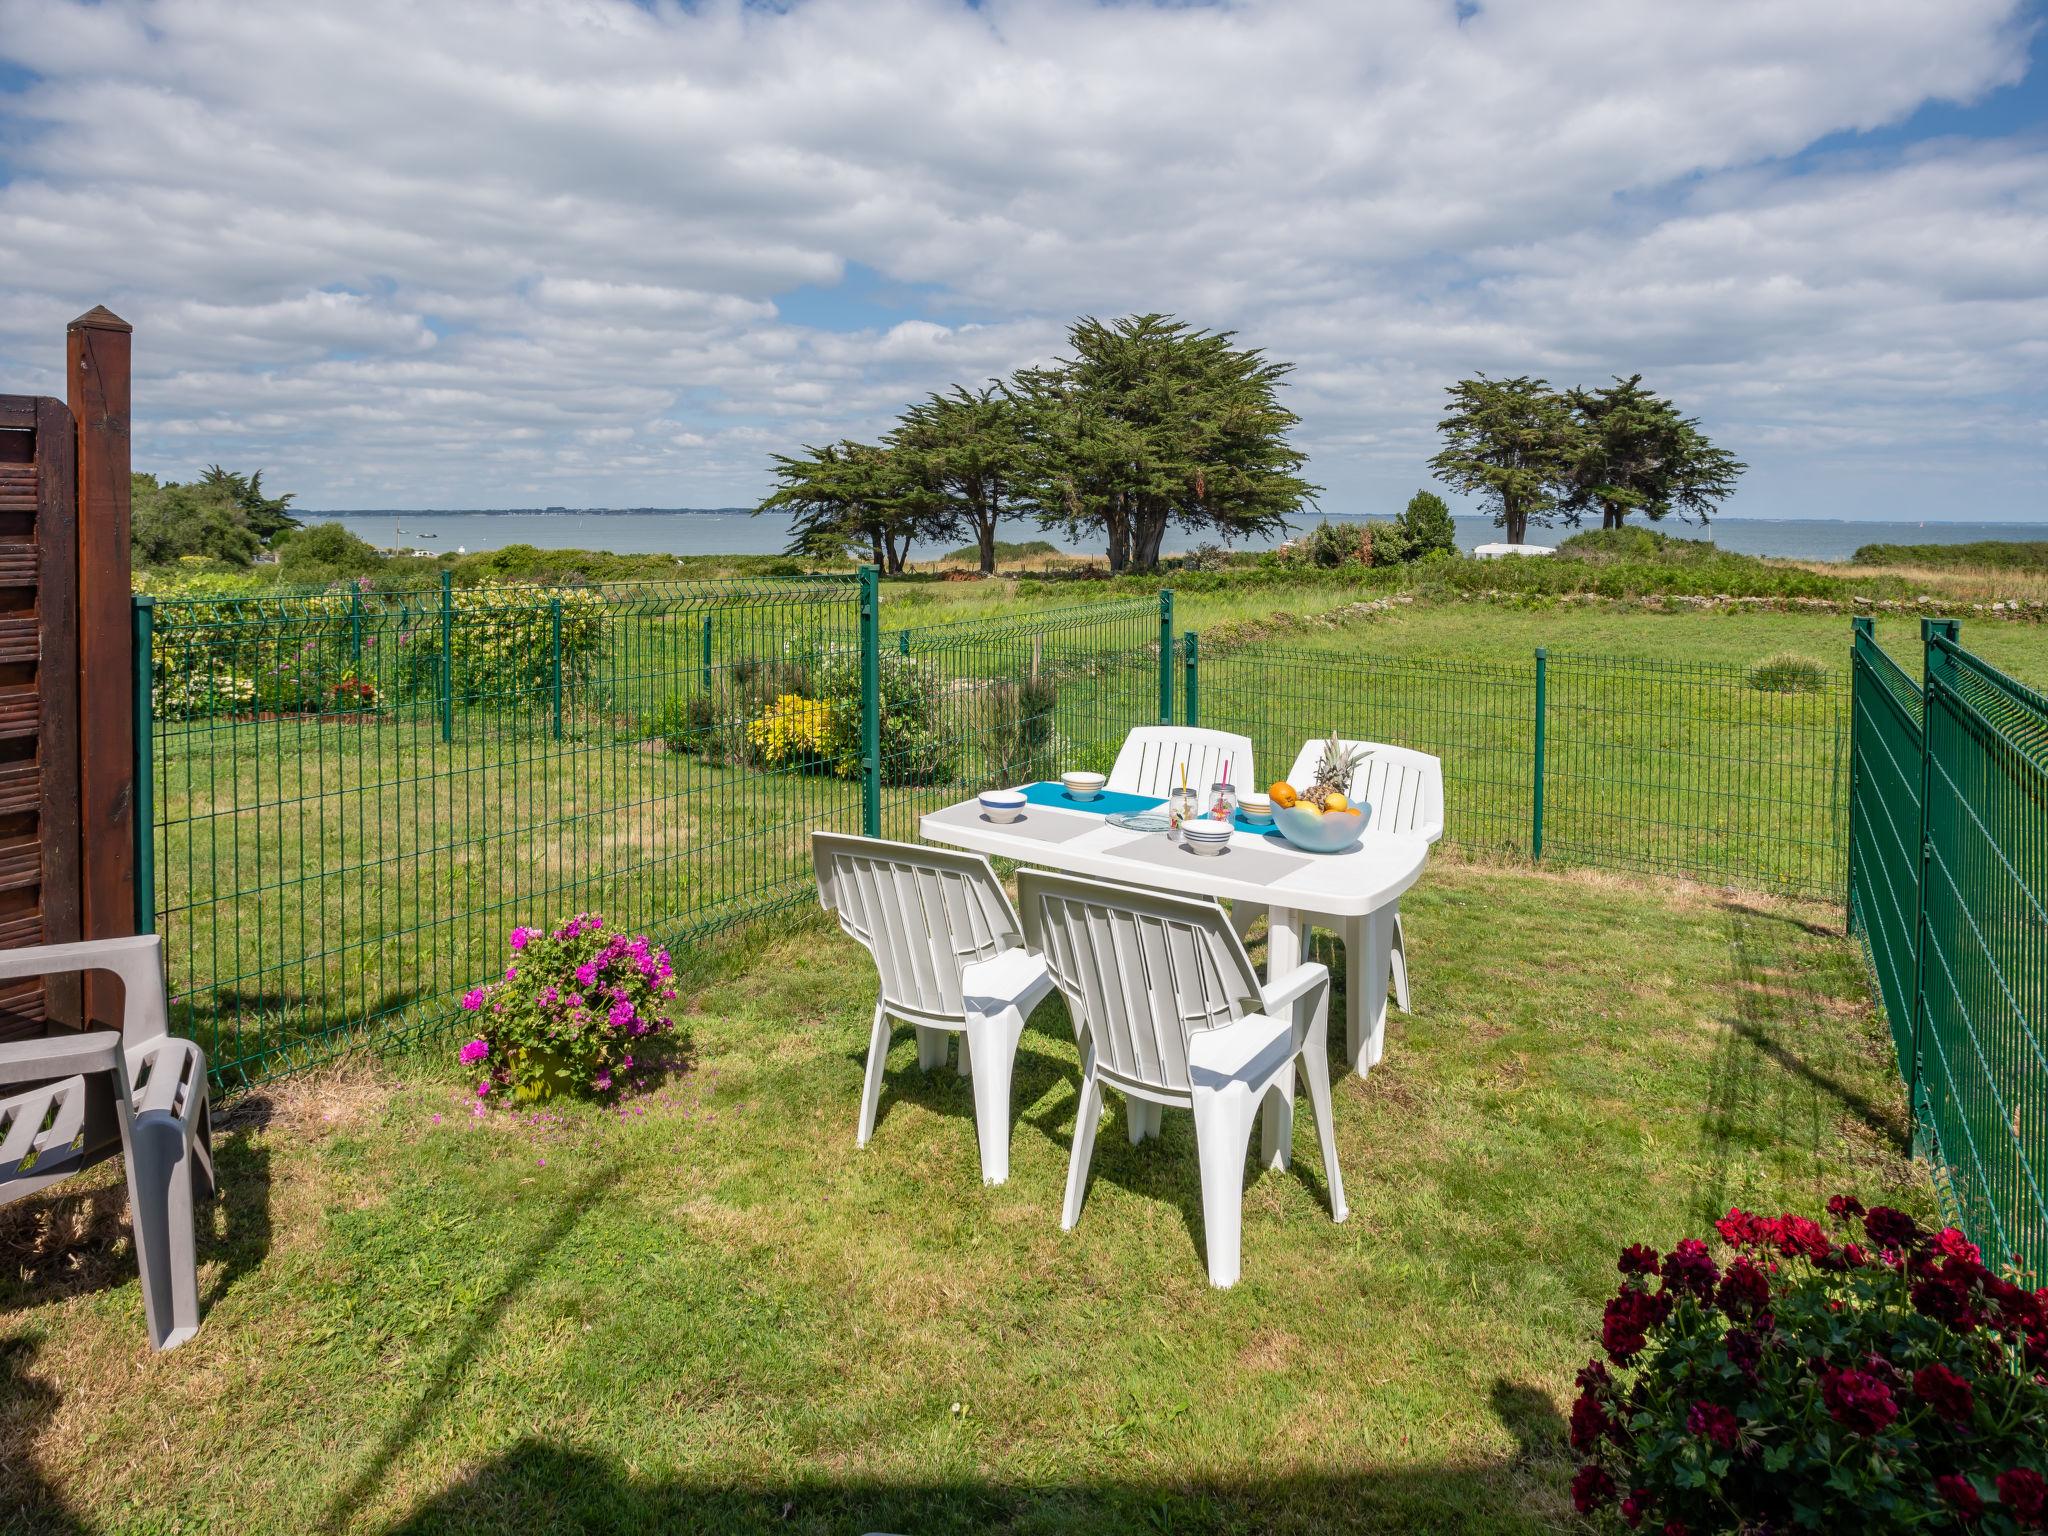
[0,0,2043,520]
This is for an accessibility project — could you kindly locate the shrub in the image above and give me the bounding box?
[396,585,611,706]
[1181,543,1231,573]
[1298,520,1368,568]
[984,675,1060,786]
[746,693,834,767]
[1396,490,1459,559]
[458,915,680,1103]
[1365,519,1412,566]
[1747,652,1829,694]
[1570,1200,2048,1534]
[813,647,956,786]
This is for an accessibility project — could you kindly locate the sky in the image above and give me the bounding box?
[0,0,2043,522]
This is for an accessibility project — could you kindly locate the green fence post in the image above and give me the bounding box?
[439,570,454,744]
[349,587,364,664]
[550,597,564,740]
[1531,647,1548,861]
[1846,616,1874,931]
[898,628,910,656]
[1183,630,1199,727]
[1158,589,1175,724]
[131,596,155,936]
[859,565,882,837]
[700,614,713,693]
[1907,616,1959,1154]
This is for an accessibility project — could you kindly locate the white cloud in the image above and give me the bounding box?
[0,0,2040,515]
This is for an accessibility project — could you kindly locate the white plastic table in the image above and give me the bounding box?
[920,793,1429,1075]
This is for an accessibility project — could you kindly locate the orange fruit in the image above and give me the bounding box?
[1268,781,1298,809]
[1324,792,1349,813]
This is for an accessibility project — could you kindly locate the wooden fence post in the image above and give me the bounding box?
[67,306,135,1030]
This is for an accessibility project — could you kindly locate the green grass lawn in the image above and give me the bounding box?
[2,860,1931,1534]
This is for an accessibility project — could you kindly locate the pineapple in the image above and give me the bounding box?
[1302,734,1371,811]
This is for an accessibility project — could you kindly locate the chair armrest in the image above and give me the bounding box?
[0,936,171,1042]
[0,1030,122,1086]
[1258,961,1331,1055]
[1259,961,1329,1015]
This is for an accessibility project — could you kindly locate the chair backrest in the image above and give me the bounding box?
[1107,727,1255,800]
[1017,868,1261,1095]
[813,832,1023,1025]
[1283,738,1444,842]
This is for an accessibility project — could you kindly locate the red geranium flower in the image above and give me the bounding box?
[1717,1257,1772,1320]
[1913,1362,1976,1426]
[1570,1392,1610,1451]
[1715,1207,1764,1247]
[1663,1239,1719,1302]
[1864,1206,1921,1247]
[1685,1399,1739,1450]
[1604,1287,1673,1362]
[1724,1325,1764,1378]
[1937,1473,1984,1523]
[1996,1467,2046,1526]
[1826,1194,1866,1222]
[1935,1226,1984,1266]
[1767,1214,1831,1261]
[1821,1367,1899,1433]
[1572,1464,1616,1513]
[1619,1243,1661,1276]
[1619,1488,1652,1528]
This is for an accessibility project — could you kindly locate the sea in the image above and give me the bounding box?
[307,509,2048,566]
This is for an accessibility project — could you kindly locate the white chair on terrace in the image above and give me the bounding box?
[1239,740,1443,1065]
[1017,868,1347,1288]
[1107,726,1255,800]
[813,832,1054,1185]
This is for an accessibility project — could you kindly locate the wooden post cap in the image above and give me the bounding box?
[67,306,132,334]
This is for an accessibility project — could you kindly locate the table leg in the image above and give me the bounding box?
[1260,907,1305,1169]
[1347,908,1393,1077]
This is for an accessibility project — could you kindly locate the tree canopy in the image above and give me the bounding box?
[1563,376,1746,530]
[131,465,300,568]
[1010,314,1317,574]
[1427,374,1579,546]
[755,312,1316,576]
[1430,374,1743,541]
[756,440,935,574]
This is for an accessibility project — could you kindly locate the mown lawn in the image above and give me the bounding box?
[3,860,1931,1534]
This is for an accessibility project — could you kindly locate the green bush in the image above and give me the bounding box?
[1366,519,1412,566]
[277,522,389,585]
[1851,540,2048,570]
[1298,520,1367,568]
[1395,490,1459,559]
[944,538,1058,564]
[1747,652,1830,694]
[395,585,611,706]
[645,659,813,766]
[984,675,1060,787]
[814,648,955,786]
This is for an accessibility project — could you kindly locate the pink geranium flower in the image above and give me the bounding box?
[459,1038,489,1065]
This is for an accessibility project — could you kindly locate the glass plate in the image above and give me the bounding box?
[1109,811,1174,833]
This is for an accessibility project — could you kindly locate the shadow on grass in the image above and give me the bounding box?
[0,1335,91,1536]
[373,1377,1567,1535]
[318,1158,627,1535]
[1693,904,1908,1226]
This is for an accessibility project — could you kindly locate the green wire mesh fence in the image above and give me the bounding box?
[141,575,860,1090]
[1188,640,1849,899]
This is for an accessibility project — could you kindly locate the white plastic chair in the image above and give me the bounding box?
[0,935,216,1350]
[813,832,1054,1185]
[1106,727,1255,800]
[1017,867,1347,1288]
[1240,740,1443,1056]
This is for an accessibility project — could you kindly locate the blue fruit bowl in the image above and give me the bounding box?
[1270,802,1366,853]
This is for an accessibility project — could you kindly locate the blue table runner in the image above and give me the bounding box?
[1017,781,1278,834]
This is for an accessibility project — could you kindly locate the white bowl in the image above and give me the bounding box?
[1061,771,1107,801]
[1179,819,1235,856]
[1270,802,1366,854]
[1238,792,1272,823]
[979,789,1027,824]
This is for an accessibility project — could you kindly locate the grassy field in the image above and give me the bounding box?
[149,560,2033,1089]
[1,860,1931,1535]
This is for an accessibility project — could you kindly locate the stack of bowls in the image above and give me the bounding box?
[1062,771,1107,801]
[1180,818,1234,856]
